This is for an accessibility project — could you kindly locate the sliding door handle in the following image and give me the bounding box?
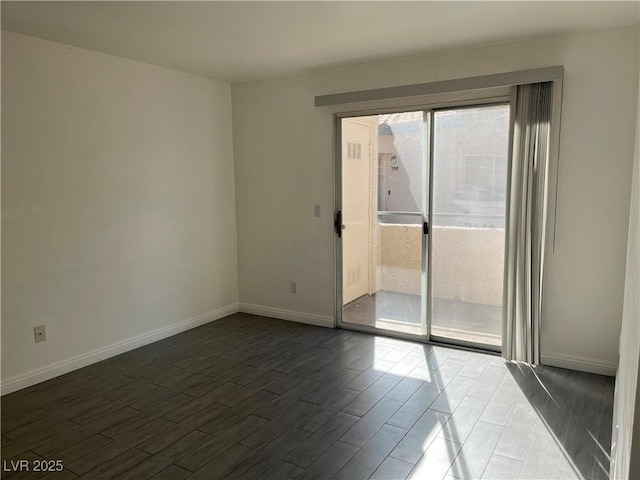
[335,211,343,237]
[423,221,430,235]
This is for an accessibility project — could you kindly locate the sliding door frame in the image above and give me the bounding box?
[334,108,429,343]
[335,97,511,351]
[426,102,511,353]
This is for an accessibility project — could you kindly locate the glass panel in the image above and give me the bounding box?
[342,112,426,336]
[430,105,510,347]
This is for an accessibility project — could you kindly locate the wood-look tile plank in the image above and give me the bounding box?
[387,384,440,430]
[481,453,523,479]
[555,468,582,479]
[265,460,304,479]
[479,377,520,427]
[275,347,327,375]
[558,372,603,479]
[341,376,400,417]
[176,415,267,471]
[284,411,359,468]
[428,357,467,389]
[466,364,507,402]
[408,437,463,480]
[446,420,503,479]
[51,434,113,466]
[66,418,173,475]
[343,366,388,393]
[2,409,49,435]
[72,399,132,426]
[253,379,320,419]
[430,375,476,415]
[2,421,84,461]
[160,389,233,423]
[457,354,492,378]
[386,351,428,378]
[379,341,418,364]
[155,370,207,390]
[149,465,192,480]
[299,441,360,480]
[265,374,311,395]
[199,363,255,387]
[438,395,488,444]
[101,394,192,440]
[346,347,394,372]
[102,380,153,402]
[335,424,407,480]
[390,409,450,464]
[301,369,361,405]
[136,402,229,454]
[370,457,415,480]
[35,406,142,457]
[493,403,535,461]
[384,377,425,403]
[295,388,360,433]
[130,388,183,411]
[3,414,79,443]
[196,390,277,438]
[216,369,287,407]
[591,377,614,480]
[518,433,563,480]
[340,398,403,447]
[308,354,371,382]
[45,395,110,417]
[226,426,311,479]
[113,430,212,480]
[240,400,318,449]
[77,447,150,480]
[171,349,221,370]
[116,384,164,406]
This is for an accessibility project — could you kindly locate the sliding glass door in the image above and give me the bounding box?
[338,103,510,350]
[429,105,510,349]
[340,113,428,338]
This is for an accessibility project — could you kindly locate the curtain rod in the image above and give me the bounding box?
[314,66,564,107]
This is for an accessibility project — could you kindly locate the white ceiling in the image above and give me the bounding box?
[2,1,638,83]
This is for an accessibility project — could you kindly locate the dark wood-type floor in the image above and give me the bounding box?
[1,313,614,480]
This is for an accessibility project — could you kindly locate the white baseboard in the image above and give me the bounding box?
[239,303,335,329]
[1,303,240,396]
[541,352,617,377]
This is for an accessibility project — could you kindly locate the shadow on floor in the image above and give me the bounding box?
[505,362,613,480]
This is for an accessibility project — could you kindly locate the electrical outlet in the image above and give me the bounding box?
[34,325,46,343]
[289,281,297,294]
[314,205,321,217]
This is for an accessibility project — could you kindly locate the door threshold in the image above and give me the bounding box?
[337,323,501,357]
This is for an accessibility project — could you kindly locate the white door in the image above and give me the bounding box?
[342,119,372,305]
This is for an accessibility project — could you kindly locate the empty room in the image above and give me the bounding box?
[1,2,639,479]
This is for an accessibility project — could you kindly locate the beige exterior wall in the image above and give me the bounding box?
[378,224,504,306]
[377,223,422,295]
[432,226,505,306]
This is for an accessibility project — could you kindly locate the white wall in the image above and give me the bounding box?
[232,24,639,374]
[1,31,239,392]
[610,35,640,480]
